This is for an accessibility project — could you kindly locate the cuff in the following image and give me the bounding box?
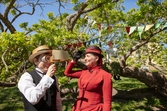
[40,75,54,87]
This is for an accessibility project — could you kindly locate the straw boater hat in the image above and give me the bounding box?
[29,45,52,63]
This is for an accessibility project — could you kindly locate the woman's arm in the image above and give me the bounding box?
[64,60,82,78]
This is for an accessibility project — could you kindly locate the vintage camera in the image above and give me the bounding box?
[41,55,51,63]
[41,50,69,63]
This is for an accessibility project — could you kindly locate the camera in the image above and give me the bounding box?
[41,50,69,63]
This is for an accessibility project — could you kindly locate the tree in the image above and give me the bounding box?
[0,0,167,98]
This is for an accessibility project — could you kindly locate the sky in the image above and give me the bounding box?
[0,0,139,32]
[0,0,74,31]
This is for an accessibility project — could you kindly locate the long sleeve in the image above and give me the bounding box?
[55,76,62,111]
[103,72,112,111]
[18,72,54,105]
[64,61,82,78]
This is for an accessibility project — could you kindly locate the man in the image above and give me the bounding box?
[18,45,62,111]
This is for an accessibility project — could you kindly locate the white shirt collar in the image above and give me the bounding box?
[35,67,45,77]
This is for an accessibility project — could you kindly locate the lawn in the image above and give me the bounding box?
[0,77,167,111]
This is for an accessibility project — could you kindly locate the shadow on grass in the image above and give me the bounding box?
[61,92,77,111]
[1,86,167,111]
[0,87,23,111]
[112,88,167,111]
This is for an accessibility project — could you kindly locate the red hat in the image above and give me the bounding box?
[84,45,104,58]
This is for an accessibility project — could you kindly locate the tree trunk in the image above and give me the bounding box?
[0,82,16,87]
[121,66,167,98]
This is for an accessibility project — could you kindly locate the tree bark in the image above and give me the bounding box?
[121,66,167,97]
[0,82,16,87]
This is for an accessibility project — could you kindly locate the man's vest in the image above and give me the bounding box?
[21,69,58,111]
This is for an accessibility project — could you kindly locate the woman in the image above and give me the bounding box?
[64,45,112,111]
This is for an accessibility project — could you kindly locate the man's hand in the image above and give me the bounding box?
[46,64,56,77]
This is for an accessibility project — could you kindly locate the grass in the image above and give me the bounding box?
[112,77,167,111]
[0,77,167,111]
[0,87,23,111]
[113,77,147,90]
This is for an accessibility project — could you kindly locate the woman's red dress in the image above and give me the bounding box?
[64,61,112,111]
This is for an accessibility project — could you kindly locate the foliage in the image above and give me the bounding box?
[28,13,89,47]
[0,32,30,81]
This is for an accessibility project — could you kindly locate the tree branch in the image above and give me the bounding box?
[123,27,167,62]
[11,1,38,24]
[66,2,89,31]
[0,13,16,33]
[148,57,167,75]
[4,0,16,19]
[66,0,120,31]
[6,59,29,82]
[66,0,119,31]
[14,59,29,78]
[1,49,9,73]
[0,81,16,87]
[0,21,4,32]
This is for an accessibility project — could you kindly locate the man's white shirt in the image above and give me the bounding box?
[18,68,62,111]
